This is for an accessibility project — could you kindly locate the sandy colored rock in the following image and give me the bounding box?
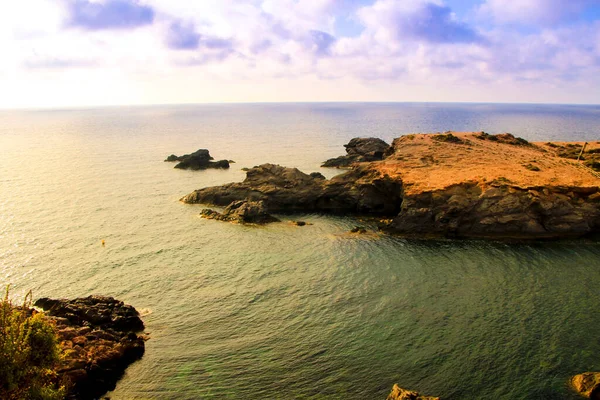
[378,132,599,195]
[572,372,600,399]
[386,384,440,400]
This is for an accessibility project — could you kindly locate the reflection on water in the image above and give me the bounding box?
[0,103,599,399]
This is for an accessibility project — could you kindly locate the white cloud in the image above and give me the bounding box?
[1,0,600,107]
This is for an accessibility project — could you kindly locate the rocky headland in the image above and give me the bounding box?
[181,132,600,240]
[34,295,146,400]
[165,149,230,170]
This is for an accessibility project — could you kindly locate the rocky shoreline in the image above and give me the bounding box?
[182,134,600,240]
[35,295,146,400]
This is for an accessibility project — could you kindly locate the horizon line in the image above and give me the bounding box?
[1,100,599,112]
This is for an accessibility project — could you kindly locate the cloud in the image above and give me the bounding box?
[308,30,336,55]
[66,0,154,30]
[166,20,200,50]
[478,0,598,26]
[4,0,600,106]
[23,56,96,69]
[358,0,483,44]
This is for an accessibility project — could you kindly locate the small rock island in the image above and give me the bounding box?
[165,149,230,170]
[182,132,600,240]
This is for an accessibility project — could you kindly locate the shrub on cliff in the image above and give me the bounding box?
[0,287,64,400]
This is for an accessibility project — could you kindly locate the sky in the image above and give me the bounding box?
[1,0,600,108]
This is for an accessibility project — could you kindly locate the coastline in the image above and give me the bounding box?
[182,132,600,240]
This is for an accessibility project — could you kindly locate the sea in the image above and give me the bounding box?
[1,102,600,399]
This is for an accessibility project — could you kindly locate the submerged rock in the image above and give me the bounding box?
[201,200,280,224]
[165,149,230,170]
[322,137,390,168]
[34,296,145,400]
[572,372,600,399]
[386,384,440,400]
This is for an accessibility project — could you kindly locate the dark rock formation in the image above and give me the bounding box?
[182,163,403,216]
[383,183,600,239]
[34,296,145,400]
[572,372,600,399]
[201,200,280,224]
[386,384,440,400]
[165,149,230,170]
[322,137,390,168]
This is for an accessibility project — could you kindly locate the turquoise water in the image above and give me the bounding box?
[1,103,599,399]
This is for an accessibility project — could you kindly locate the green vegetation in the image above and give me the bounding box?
[476,132,498,141]
[585,160,600,172]
[0,287,64,400]
[476,132,530,146]
[432,133,463,144]
[491,177,512,186]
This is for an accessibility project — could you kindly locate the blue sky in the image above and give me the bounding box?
[1,0,600,108]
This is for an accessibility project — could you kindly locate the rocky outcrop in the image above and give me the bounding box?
[201,200,280,224]
[572,373,600,399]
[322,137,390,168]
[34,296,145,400]
[165,149,230,170]
[181,133,600,240]
[386,384,440,400]
[182,163,402,215]
[382,182,600,239]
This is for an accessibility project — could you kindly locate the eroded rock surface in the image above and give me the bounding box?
[34,296,145,400]
[572,372,600,399]
[386,384,440,400]
[382,182,600,239]
[183,163,402,215]
[322,137,390,168]
[201,200,280,224]
[165,149,230,170]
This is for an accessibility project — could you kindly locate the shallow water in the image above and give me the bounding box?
[1,103,599,399]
